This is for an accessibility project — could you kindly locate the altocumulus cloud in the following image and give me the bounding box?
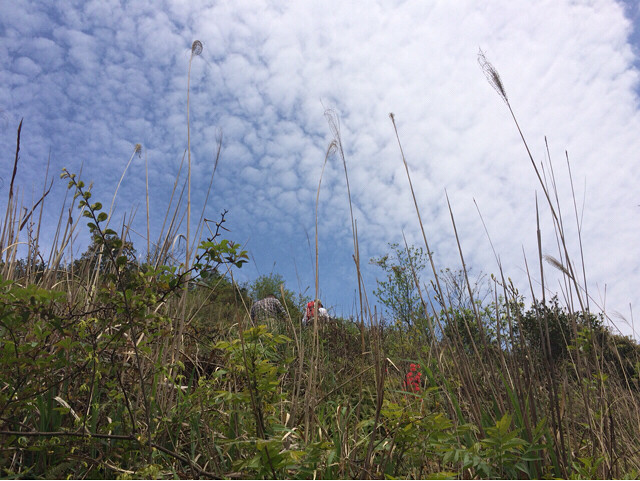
[0,0,639,334]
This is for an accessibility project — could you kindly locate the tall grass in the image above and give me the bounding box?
[0,45,639,479]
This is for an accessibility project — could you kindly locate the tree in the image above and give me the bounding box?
[517,296,603,363]
[435,267,490,312]
[370,243,428,327]
[435,268,497,350]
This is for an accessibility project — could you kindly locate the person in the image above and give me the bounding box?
[303,299,329,324]
[250,294,287,323]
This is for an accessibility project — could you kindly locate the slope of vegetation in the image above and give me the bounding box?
[1,46,639,479]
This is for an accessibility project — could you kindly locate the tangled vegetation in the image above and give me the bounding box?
[1,48,639,479]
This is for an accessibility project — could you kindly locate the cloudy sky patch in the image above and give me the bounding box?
[1,0,639,334]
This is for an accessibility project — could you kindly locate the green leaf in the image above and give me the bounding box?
[97,212,108,222]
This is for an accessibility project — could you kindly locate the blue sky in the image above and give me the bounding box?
[1,0,640,335]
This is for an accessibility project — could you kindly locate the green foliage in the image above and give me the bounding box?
[2,168,640,479]
[517,296,604,363]
[0,170,255,478]
[371,242,428,327]
[569,455,605,479]
[190,270,250,343]
[601,333,640,389]
[440,303,498,354]
[0,280,67,415]
[379,395,459,478]
[214,324,292,437]
[249,273,285,301]
[443,414,545,479]
[195,238,248,271]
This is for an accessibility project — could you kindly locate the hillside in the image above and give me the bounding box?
[1,47,640,480]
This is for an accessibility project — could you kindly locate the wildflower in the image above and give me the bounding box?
[404,363,422,393]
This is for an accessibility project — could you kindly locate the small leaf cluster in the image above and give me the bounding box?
[61,168,128,271]
[443,414,545,479]
[195,238,248,272]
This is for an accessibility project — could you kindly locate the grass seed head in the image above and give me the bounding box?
[191,40,203,57]
[478,49,508,103]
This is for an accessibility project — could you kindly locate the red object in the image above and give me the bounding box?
[405,364,422,393]
[306,301,315,320]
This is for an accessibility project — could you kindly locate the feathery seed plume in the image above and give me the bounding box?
[478,49,508,103]
[191,40,203,57]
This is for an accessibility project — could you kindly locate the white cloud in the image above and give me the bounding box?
[0,0,638,334]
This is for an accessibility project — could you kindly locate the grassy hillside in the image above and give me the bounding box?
[1,48,640,479]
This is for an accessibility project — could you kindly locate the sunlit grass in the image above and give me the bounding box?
[0,47,638,480]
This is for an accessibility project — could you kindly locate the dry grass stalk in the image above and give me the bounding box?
[304,139,337,441]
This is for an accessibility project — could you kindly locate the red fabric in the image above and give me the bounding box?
[306,301,315,320]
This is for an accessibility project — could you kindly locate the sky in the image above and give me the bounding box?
[1,0,639,336]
